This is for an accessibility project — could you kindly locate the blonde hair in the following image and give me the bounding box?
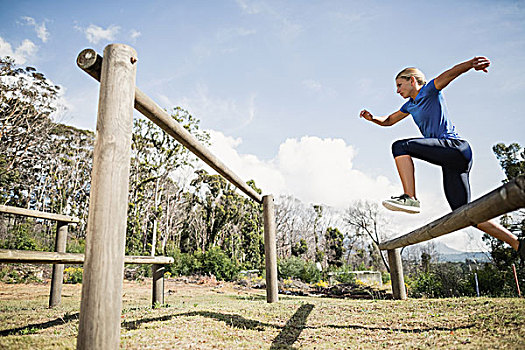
[396,67,427,85]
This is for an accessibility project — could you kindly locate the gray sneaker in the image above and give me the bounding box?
[382,194,420,214]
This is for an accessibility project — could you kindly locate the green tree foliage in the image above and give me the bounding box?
[127,108,209,255]
[1,57,60,206]
[291,238,308,257]
[278,256,321,283]
[481,142,525,294]
[345,201,391,272]
[324,227,344,267]
[180,170,264,270]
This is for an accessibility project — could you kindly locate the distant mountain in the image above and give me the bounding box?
[433,242,490,263]
[403,242,491,263]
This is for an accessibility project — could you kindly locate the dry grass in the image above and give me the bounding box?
[1,279,524,349]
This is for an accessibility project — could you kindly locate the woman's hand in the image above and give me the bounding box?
[360,109,374,121]
[472,56,490,72]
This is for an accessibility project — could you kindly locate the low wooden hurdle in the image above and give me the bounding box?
[378,175,525,300]
[0,205,174,307]
[72,44,278,349]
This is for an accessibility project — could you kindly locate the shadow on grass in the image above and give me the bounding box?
[0,312,79,336]
[123,310,275,331]
[270,303,314,350]
[229,294,298,302]
[123,303,315,348]
[327,323,475,333]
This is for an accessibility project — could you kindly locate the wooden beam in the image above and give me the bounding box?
[76,49,263,204]
[0,249,174,265]
[379,175,525,251]
[0,205,79,223]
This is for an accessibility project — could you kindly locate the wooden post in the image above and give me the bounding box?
[387,249,406,300]
[152,264,165,307]
[77,44,137,350]
[263,195,278,303]
[49,221,68,307]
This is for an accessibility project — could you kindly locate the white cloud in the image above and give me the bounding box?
[196,130,489,251]
[302,79,322,92]
[178,85,256,131]
[205,132,397,208]
[83,24,120,44]
[130,29,141,41]
[235,0,302,42]
[216,27,256,42]
[236,0,263,14]
[302,79,337,98]
[22,17,49,43]
[0,36,37,64]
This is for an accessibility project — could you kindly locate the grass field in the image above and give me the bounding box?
[0,279,524,349]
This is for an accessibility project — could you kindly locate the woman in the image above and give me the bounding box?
[359,56,524,258]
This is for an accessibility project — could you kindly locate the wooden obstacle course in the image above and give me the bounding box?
[379,175,525,299]
[0,205,174,308]
[73,44,278,349]
[1,204,78,307]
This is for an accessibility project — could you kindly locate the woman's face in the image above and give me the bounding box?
[395,78,414,99]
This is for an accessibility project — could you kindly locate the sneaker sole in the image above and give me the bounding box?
[382,200,420,214]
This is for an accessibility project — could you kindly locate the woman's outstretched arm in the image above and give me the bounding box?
[359,109,409,126]
[434,56,491,90]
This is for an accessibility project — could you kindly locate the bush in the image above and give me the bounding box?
[0,222,42,251]
[200,246,239,281]
[328,265,357,285]
[278,257,321,283]
[166,247,239,281]
[64,267,83,284]
[409,262,475,298]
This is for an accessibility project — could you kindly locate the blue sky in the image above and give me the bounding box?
[1,0,524,251]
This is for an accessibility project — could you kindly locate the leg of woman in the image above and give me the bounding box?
[443,164,519,251]
[391,138,464,199]
[476,221,518,250]
[394,155,416,198]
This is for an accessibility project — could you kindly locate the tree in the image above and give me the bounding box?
[1,57,60,206]
[345,200,391,272]
[324,227,344,267]
[127,107,209,255]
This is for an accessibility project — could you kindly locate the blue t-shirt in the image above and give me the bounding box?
[400,79,460,139]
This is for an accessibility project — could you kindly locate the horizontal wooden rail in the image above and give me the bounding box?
[379,175,525,251]
[0,205,80,224]
[76,49,263,204]
[0,249,174,265]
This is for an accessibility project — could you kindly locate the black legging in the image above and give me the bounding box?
[391,138,473,210]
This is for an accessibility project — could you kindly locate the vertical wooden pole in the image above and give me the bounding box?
[387,249,406,300]
[152,264,164,307]
[49,221,68,307]
[263,195,278,303]
[77,44,137,350]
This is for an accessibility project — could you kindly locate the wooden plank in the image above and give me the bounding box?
[77,49,263,204]
[0,249,174,265]
[0,205,79,223]
[0,249,85,264]
[379,175,525,250]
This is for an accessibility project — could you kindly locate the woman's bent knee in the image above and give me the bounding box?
[392,139,409,157]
